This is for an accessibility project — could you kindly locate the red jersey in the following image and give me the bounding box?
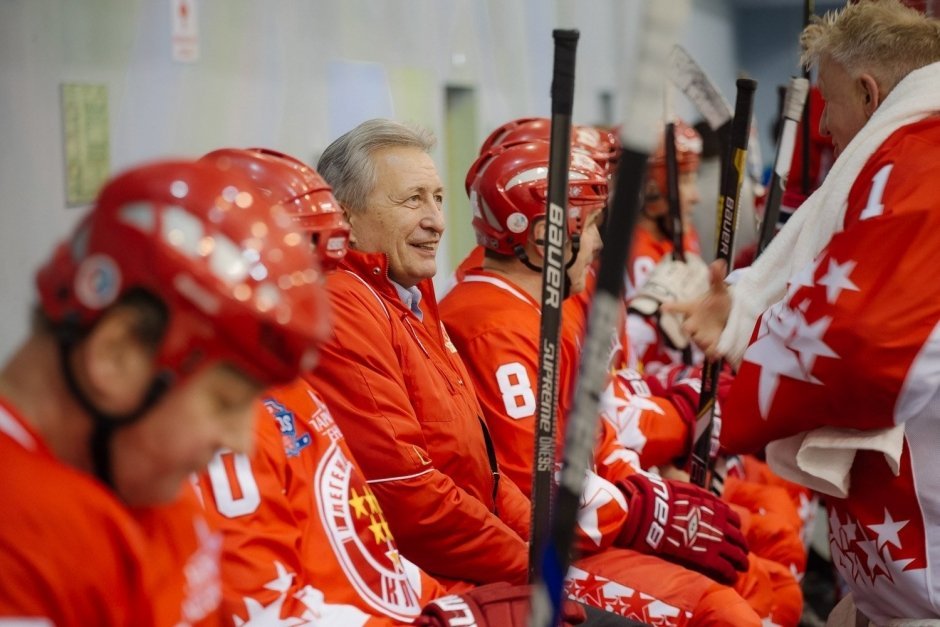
[0,398,154,627]
[132,487,223,627]
[725,116,940,622]
[197,378,445,625]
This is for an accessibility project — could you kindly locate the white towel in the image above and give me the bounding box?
[720,61,940,497]
[765,426,904,499]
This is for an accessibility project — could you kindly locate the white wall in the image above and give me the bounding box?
[0,0,738,359]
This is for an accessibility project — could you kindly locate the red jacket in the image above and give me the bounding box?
[306,250,531,587]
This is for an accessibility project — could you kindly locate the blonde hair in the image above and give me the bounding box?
[801,0,940,94]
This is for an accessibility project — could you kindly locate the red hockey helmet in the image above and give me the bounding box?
[647,119,703,193]
[468,140,609,256]
[36,159,328,387]
[478,117,547,158]
[201,148,350,270]
[572,124,621,172]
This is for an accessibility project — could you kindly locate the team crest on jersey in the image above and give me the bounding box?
[316,442,423,622]
[263,398,312,458]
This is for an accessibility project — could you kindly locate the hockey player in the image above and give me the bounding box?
[0,159,327,625]
[624,119,711,374]
[441,138,810,625]
[672,1,940,622]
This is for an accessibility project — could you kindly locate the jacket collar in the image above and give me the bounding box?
[339,248,440,320]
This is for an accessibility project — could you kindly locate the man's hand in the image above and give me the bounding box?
[615,470,749,584]
[416,582,586,626]
[662,260,731,360]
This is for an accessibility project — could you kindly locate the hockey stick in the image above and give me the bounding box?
[688,78,757,490]
[756,76,809,256]
[527,3,691,624]
[529,28,579,583]
[668,46,764,194]
[668,45,732,155]
[801,0,815,197]
[664,85,686,262]
[663,86,695,367]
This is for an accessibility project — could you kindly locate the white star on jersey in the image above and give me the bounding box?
[817,258,860,304]
[236,561,372,626]
[868,508,908,550]
[236,561,304,626]
[743,256,847,419]
[829,508,917,589]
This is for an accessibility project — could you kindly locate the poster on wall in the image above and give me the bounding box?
[171,0,199,63]
[61,83,111,207]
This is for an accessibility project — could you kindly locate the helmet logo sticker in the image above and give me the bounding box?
[74,254,121,310]
[506,212,529,234]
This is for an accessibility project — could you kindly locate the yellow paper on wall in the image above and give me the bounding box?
[61,83,110,206]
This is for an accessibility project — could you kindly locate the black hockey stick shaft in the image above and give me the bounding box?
[689,78,757,490]
[529,28,579,583]
[665,98,693,366]
[664,120,686,261]
[528,3,691,623]
[757,76,809,256]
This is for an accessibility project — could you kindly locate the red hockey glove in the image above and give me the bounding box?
[415,582,587,626]
[615,470,749,584]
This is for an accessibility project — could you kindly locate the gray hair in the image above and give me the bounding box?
[317,118,436,215]
[801,0,940,95]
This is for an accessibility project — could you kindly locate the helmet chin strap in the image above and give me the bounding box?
[56,328,172,490]
[514,233,582,299]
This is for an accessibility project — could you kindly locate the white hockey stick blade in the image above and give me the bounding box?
[776,77,810,179]
[668,45,732,131]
